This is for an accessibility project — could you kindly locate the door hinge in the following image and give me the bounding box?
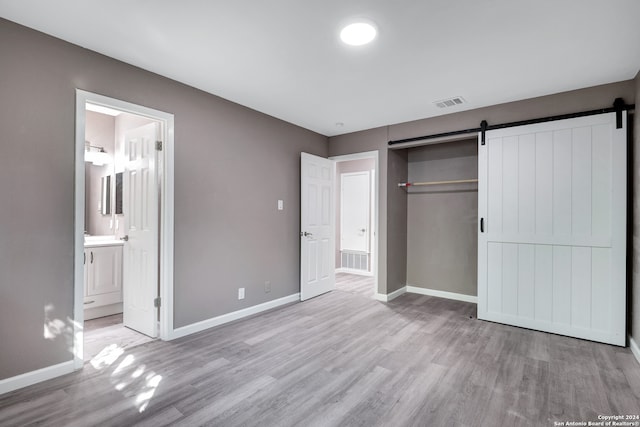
[156,140,163,151]
[154,297,161,308]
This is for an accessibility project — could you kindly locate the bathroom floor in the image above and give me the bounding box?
[84,314,155,361]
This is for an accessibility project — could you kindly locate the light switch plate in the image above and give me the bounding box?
[277,200,284,210]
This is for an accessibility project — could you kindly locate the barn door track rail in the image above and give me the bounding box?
[388,98,635,147]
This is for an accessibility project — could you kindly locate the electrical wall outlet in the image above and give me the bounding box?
[264,281,271,293]
[277,200,284,211]
[238,287,245,300]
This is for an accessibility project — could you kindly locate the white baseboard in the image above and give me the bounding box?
[0,360,74,395]
[375,285,477,304]
[406,285,478,304]
[336,268,373,277]
[170,293,300,340]
[630,335,640,366]
[375,286,406,302]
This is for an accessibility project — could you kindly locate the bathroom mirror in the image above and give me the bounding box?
[115,172,123,215]
[101,175,111,215]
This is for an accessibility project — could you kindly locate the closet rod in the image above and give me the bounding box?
[388,98,635,146]
[398,179,478,188]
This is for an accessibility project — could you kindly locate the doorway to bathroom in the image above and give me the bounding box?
[74,90,175,367]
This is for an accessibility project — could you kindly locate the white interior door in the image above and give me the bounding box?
[300,152,335,301]
[478,113,626,346]
[123,122,159,337]
[340,171,370,253]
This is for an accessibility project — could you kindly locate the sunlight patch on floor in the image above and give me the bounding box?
[113,354,135,375]
[135,373,163,412]
[90,344,125,369]
[88,342,163,413]
[132,365,145,379]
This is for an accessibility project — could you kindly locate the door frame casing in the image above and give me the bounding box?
[74,90,175,369]
[329,151,379,295]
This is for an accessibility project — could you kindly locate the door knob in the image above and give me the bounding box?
[120,235,129,242]
[300,231,313,237]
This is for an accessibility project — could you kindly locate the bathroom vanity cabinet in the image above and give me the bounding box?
[84,239,124,320]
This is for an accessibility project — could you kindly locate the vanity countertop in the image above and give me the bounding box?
[84,236,124,248]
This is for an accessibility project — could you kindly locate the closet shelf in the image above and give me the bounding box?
[398,179,478,188]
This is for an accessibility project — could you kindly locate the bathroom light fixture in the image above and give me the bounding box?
[340,21,377,46]
[85,142,110,166]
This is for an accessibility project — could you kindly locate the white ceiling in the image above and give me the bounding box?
[1,0,639,136]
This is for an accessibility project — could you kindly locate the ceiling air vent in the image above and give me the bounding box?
[434,96,466,109]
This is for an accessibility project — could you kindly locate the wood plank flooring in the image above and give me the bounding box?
[335,272,375,297]
[84,314,156,361]
[1,274,639,426]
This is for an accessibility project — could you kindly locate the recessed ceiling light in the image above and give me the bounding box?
[340,22,377,46]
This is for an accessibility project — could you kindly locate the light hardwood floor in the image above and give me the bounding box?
[1,274,639,426]
[335,272,375,297]
[84,313,156,361]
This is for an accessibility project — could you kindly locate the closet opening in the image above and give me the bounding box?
[402,137,479,303]
[331,152,379,298]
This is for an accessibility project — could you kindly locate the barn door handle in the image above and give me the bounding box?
[480,218,485,233]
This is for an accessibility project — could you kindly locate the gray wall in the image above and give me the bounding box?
[328,79,636,300]
[407,139,478,296]
[632,71,640,345]
[0,19,327,380]
[386,148,408,293]
[335,158,375,268]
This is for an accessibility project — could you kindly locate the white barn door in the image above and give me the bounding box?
[300,153,335,301]
[477,113,626,346]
